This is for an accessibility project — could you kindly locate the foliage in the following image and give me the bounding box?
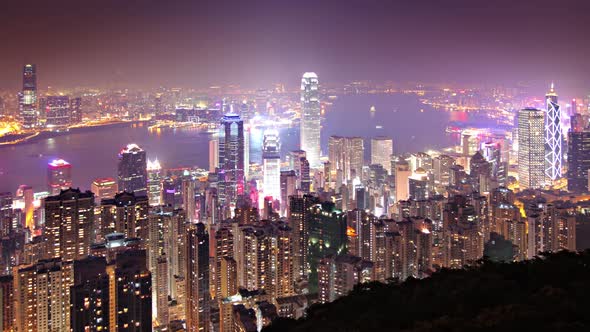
[264,250,590,331]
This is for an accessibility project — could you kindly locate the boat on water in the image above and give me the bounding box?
[370,105,376,113]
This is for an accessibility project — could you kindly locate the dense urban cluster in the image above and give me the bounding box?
[0,66,587,332]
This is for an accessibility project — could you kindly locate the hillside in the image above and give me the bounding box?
[265,251,590,331]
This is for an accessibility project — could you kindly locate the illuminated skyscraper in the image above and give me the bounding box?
[44,96,70,126]
[567,129,590,192]
[147,159,162,206]
[43,188,94,261]
[186,223,210,332]
[18,64,38,128]
[394,160,411,201]
[47,158,72,195]
[263,129,281,203]
[371,136,393,174]
[328,136,364,185]
[69,97,82,124]
[545,83,562,181]
[218,114,245,211]
[117,143,148,197]
[209,139,219,172]
[300,72,321,167]
[518,108,545,189]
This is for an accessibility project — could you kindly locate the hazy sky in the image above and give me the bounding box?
[1,0,590,89]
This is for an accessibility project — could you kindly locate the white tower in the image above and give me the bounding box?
[300,72,321,167]
[545,83,562,182]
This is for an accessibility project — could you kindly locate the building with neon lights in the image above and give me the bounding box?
[47,159,72,195]
[300,72,321,167]
[117,143,148,197]
[545,83,562,182]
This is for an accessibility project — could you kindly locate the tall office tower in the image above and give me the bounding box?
[91,177,118,204]
[147,159,162,206]
[289,150,311,194]
[328,136,365,184]
[517,108,545,189]
[567,128,590,192]
[300,72,321,167]
[18,64,38,128]
[69,97,82,123]
[280,170,297,216]
[44,95,70,126]
[186,223,210,332]
[209,139,219,172]
[371,136,393,174]
[118,143,148,197]
[409,168,429,200]
[106,250,152,331]
[433,154,455,187]
[263,129,281,203]
[0,192,13,236]
[100,192,149,241]
[470,151,492,192]
[481,141,506,185]
[218,114,245,212]
[318,254,374,303]
[70,256,110,332]
[545,83,562,181]
[14,258,74,332]
[394,160,411,202]
[43,188,94,261]
[47,158,72,195]
[288,194,320,279]
[182,178,196,222]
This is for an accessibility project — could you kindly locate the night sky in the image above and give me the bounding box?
[1,0,590,89]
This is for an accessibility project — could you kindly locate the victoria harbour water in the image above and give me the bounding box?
[0,94,463,192]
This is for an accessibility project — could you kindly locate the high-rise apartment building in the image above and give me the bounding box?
[300,72,321,167]
[186,223,210,332]
[567,127,590,192]
[328,136,364,185]
[43,188,94,261]
[91,177,118,204]
[100,192,149,241]
[118,143,148,197]
[517,108,545,189]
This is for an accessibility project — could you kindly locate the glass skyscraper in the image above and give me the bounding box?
[19,64,38,128]
[545,83,562,181]
[518,108,545,189]
[300,72,321,167]
[262,129,281,203]
[218,113,245,210]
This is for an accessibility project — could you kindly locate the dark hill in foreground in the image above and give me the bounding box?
[265,251,590,332]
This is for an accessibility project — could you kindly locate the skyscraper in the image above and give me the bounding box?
[300,72,321,167]
[545,83,562,181]
[147,158,162,206]
[43,188,94,261]
[263,129,281,203]
[44,96,70,126]
[47,159,72,195]
[328,136,364,185]
[518,108,545,189]
[186,223,210,332]
[218,113,245,211]
[567,129,590,192]
[118,143,148,197]
[69,97,82,124]
[371,136,393,174]
[18,64,38,128]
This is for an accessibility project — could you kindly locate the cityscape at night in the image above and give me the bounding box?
[1,0,590,331]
